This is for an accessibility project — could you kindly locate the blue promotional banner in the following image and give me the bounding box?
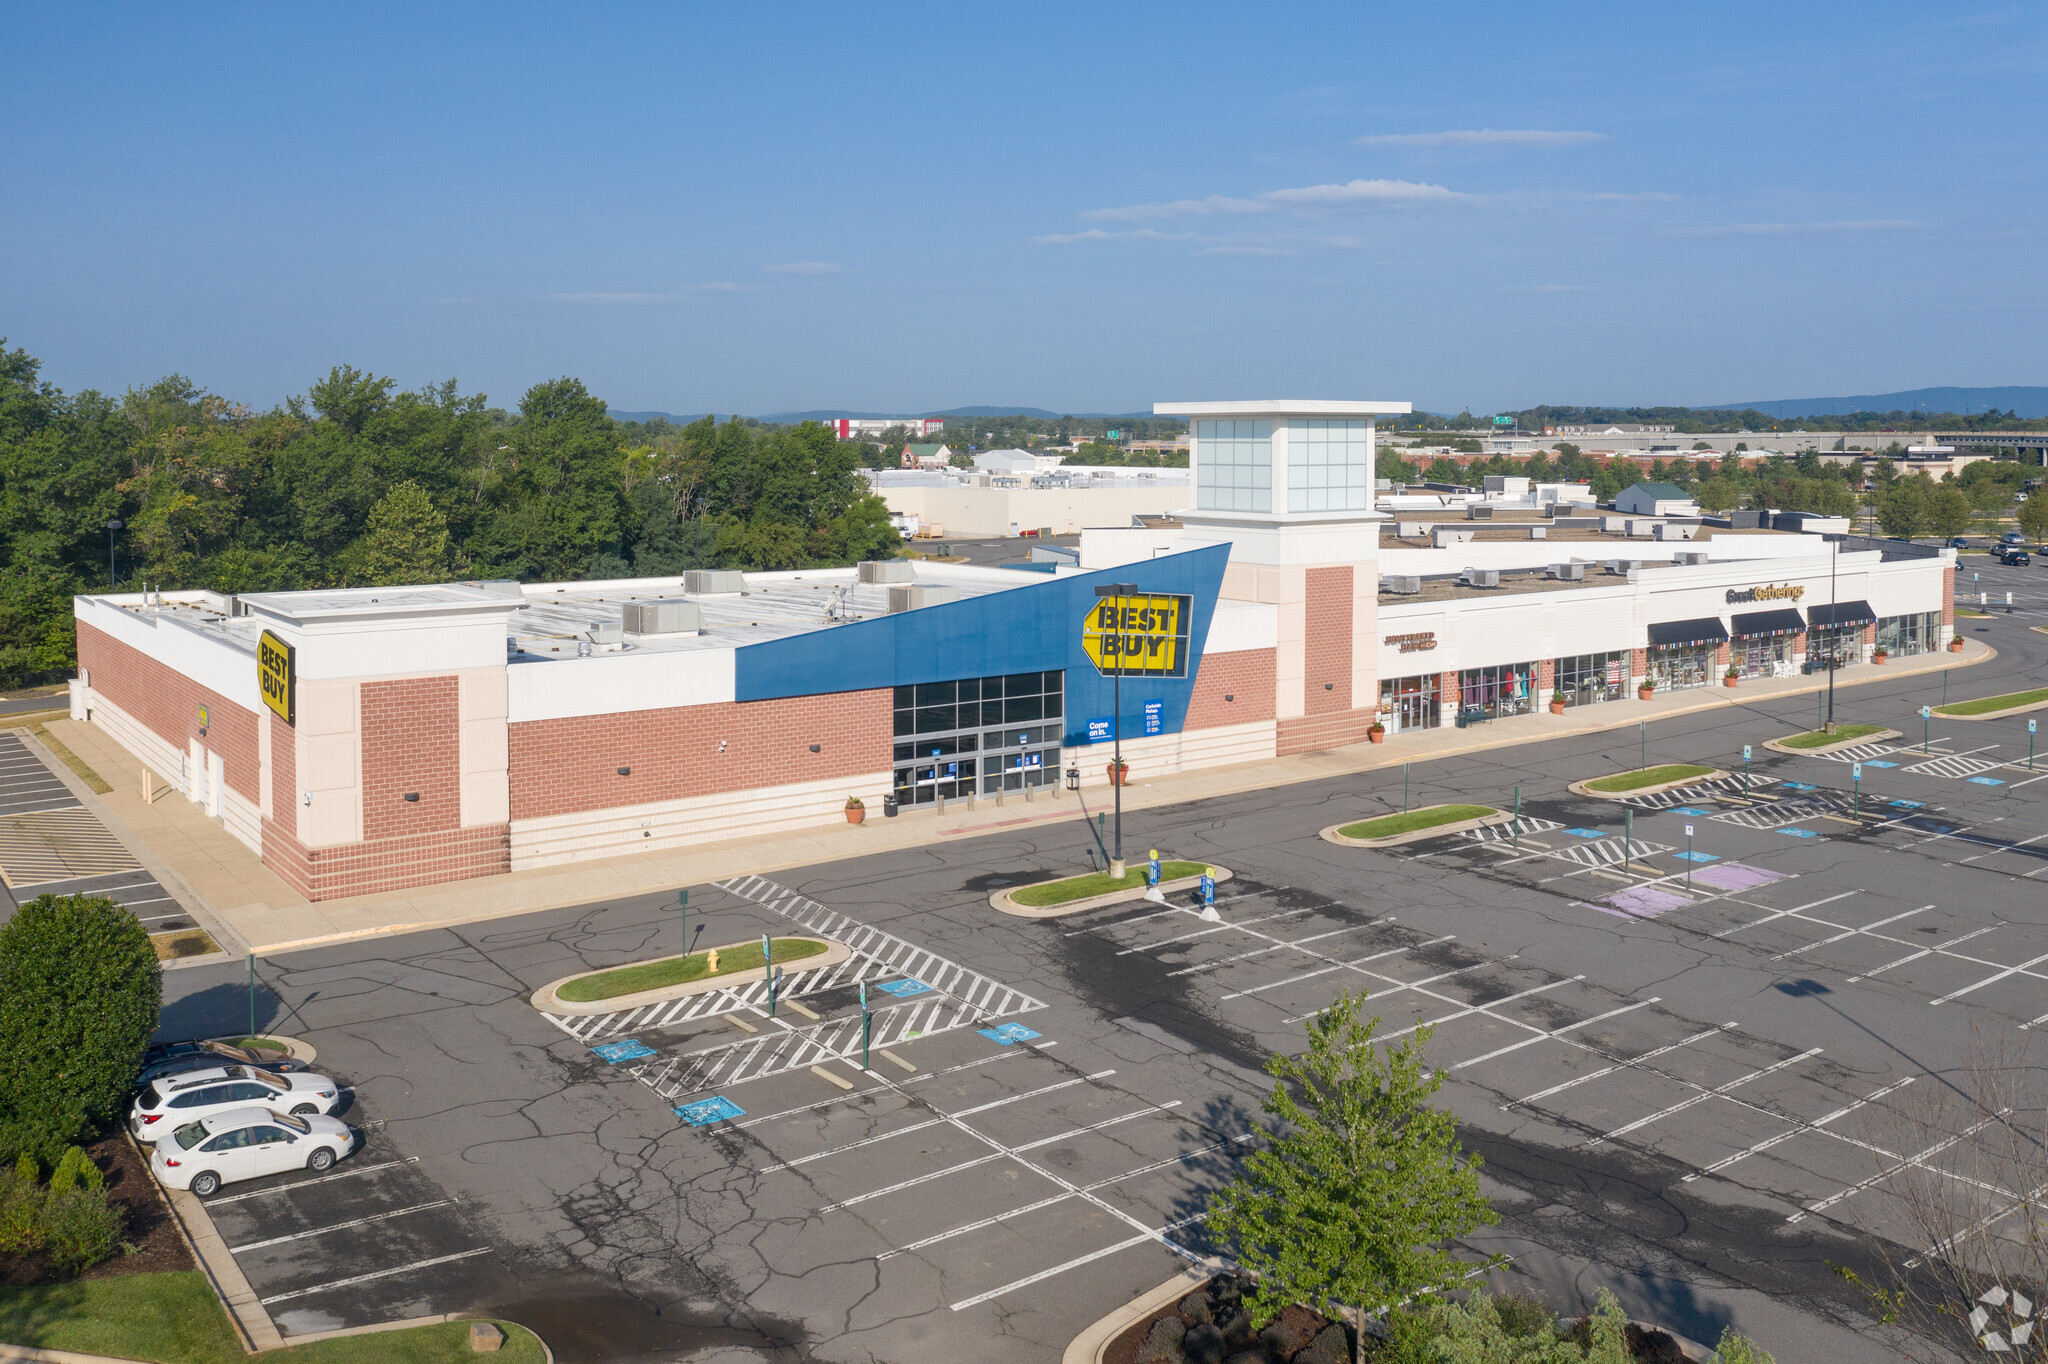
[1142,700,1163,735]
[1087,717,1114,742]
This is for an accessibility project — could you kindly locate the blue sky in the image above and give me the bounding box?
[4,3,2042,416]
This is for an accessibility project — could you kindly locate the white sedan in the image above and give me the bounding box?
[129,1065,342,1143]
[150,1108,357,1196]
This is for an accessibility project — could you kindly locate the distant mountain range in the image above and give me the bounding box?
[1700,386,2048,419]
[610,405,1153,425]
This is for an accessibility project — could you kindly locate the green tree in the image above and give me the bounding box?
[1877,479,1928,538]
[1925,484,1974,538]
[1206,990,1499,1350]
[1695,476,1742,513]
[2018,490,2048,542]
[344,480,451,584]
[0,895,161,1166]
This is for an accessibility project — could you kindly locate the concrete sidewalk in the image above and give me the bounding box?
[34,639,1993,956]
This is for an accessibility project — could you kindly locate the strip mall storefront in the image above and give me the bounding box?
[1374,550,1954,726]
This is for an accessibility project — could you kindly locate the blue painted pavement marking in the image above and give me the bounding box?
[1780,828,1819,838]
[1968,776,2006,786]
[675,1096,745,1125]
[978,1023,1042,1045]
[1864,760,1898,768]
[1674,851,1720,863]
[1671,807,1712,817]
[875,979,933,997]
[591,1039,656,1064]
[1564,828,1607,839]
[1889,800,1923,809]
[1780,781,1819,792]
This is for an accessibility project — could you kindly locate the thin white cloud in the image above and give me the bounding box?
[693,282,749,293]
[1194,244,1292,257]
[1085,177,1465,222]
[761,261,845,275]
[1667,220,1928,237]
[1357,128,1608,148]
[543,292,689,304]
[1030,228,1198,245]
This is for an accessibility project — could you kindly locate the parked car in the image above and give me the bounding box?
[129,1066,342,1143]
[1995,545,2032,566]
[1947,537,1971,549]
[137,1040,308,1089]
[150,1108,357,1196]
[2002,531,2027,546]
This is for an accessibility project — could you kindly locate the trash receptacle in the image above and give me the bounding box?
[882,794,900,818]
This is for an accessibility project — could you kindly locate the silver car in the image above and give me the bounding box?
[151,1107,356,1196]
[129,1065,341,1143]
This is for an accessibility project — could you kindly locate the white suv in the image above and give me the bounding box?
[129,1065,341,1143]
[151,1108,357,1196]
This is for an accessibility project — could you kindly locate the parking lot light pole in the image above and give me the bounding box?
[677,888,688,955]
[247,954,256,1038]
[762,933,775,1016]
[104,520,122,591]
[1512,785,1521,851]
[860,982,871,1068]
[1624,808,1633,873]
[1094,582,1139,880]
[1639,720,1646,773]
[1742,744,1751,798]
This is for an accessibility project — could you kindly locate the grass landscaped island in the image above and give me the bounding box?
[1336,805,1496,841]
[1777,724,1885,749]
[1936,686,2048,718]
[556,938,828,1003]
[1009,861,1209,908]
[1583,764,1714,793]
[0,1272,545,1364]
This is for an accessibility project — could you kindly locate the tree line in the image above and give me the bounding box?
[0,340,901,685]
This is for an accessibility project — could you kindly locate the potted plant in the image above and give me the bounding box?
[1106,758,1130,786]
[1872,646,1888,664]
[1548,690,1568,716]
[1637,678,1655,701]
[844,796,865,825]
[1367,721,1387,744]
[1950,634,1966,652]
[1724,665,1741,688]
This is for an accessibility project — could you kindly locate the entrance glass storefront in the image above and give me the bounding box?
[1805,623,1864,670]
[1730,608,1805,680]
[892,671,1065,804]
[1877,611,1943,658]
[1378,674,1442,732]
[1553,651,1627,707]
[1650,643,1715,690]
[1458,663,1534,722]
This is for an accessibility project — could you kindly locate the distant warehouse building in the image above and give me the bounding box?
[70,395,1953,902]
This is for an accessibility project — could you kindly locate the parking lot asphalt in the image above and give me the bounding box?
[156,599,2048,1363]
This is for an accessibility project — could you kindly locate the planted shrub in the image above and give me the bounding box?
[42,1184,124,1277]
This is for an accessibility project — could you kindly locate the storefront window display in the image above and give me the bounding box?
[1730,609,1805,679]
[1876,611,1943,658]
[1553,651,1628,707]
[1650,643,1715,690]
[892,671,1064,803]
[1458,663,1534,721]
[1378,674,1441,732]
[1805,623,1864,670]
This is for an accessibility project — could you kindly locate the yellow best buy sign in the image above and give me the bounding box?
[1082,593,1192,678]
[257,629,296,726]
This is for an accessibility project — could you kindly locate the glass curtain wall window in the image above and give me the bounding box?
[1649,643,1714,690]
[1459,663,1534,720]
[1553,651,1628,706]
[1286,419,1372,513]
[1194,420,1272,513]
[1806,624,1864,668]
[1378,674,1441,732]
[1877,611,1942,657]
[1735,635,1792,678]
[892,672,1065,803]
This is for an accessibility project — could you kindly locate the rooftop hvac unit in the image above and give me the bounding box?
[1529,526,1548,540]
[1674,550,1710,565]
[587,618,623,645]
[858,560,916,585]
[1462,569,1501,588]
[1396,521,1427,538]
[684,569,747,594]
[1605,560,1637,575]
[1549,562,1587,580]
[622,599,704,635]
[1466,504,1494,520]
[1653,522,1700,541]
[887,584,958,613]
[1431,527,1476,548]
[1380,575,1422,595]
[465,579,527,599]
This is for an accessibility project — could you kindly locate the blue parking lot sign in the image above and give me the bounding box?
[674,1096,745,1126]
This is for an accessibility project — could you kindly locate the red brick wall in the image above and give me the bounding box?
[1277,709,1373,757]
[77,622,258,800]
[268,712,295,826]
[1537,658,1555,693]
[262,820,509,903]
[1303,566,1354,715]
[506,688,893,822]
[1942,564,1955,634]
[1185,649,1276,730]
[361,677,461,839]
[1440,671,1460,708]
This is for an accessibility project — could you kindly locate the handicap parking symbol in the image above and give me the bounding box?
[1670,807,1712,817]
[1674,851,1719,863]
[1967,776,2006,786]
[977,1023,1041,1046]
[1780,781,1818,792]
[876,979,933,997]
[591,1039,656,1064]
[1864,760,1898,769]
[1780,828,1819,838]
[1564,828,1607,839]
[1889,799,1923,809]
[674,1096,745,1126]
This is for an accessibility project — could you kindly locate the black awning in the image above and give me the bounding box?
[1806,599,1875,628]
[1648,616,1730,647]
[1731,608,1806,637]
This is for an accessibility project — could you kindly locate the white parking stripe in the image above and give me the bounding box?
[1220,935,1453,1001]
[1770,905,1933,961]
[758,1071,1113,1174]
[206,1157,418,1204]
[1711,890,1858,938]
[1165,918,1392,979]
[257,1246,493,1305]
[1795,1112,2012,1221]
[948,1212,1207,1313]
[1449,999,1656,1071]
[1375,977,1580,1043]
[1508,1026,1734,1109]
[1930,949,2048,1006]
[229,1199,451,1252]
[1683,1078,1914,1182]
[733,1052,1022,1130]
[1846,926,2000,982]
[1588,1048,1821,1146]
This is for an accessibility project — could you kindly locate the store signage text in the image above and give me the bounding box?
[1082,593,1192,678]
[1725,584,1805,605]
[256,630,296,727]
[1384,631,1438,654]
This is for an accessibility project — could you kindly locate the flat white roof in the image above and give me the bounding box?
[1153,399,1413,417]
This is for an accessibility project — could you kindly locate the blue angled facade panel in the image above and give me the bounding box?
[733,544,1230,749]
